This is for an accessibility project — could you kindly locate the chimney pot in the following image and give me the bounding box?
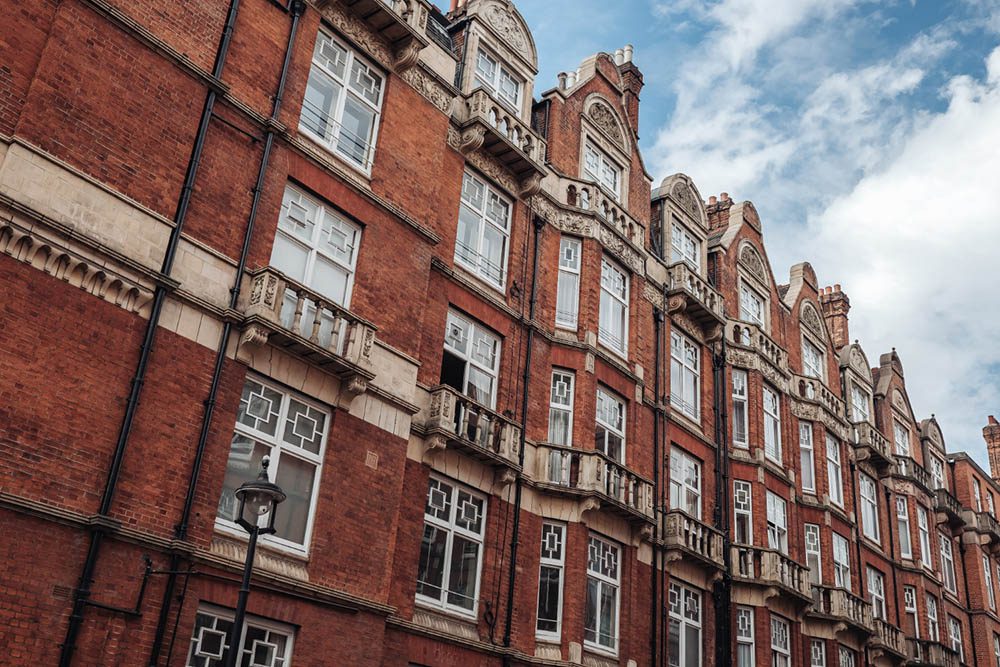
[623,44,634,63]
[614,48,624,65]
[708,195,717,205]
[835,284,842,291]
[557,72,567,89]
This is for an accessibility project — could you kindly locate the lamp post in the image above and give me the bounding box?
[224,455,286,667]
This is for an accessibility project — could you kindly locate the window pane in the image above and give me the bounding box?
[301,71,341,142]
[272,453,317,544]
[537,565,561,632]
[446,535,480,610]
[416,524,447,600]
[337,95,375,167]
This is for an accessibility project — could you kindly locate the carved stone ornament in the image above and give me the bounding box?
[449,127,519,194]
[531,195,593,236]
[240,323,270,348]
[800,302,824,338]
[588,100,625,149]
[892,389,907,412]
[483,2,531,60]
[739,243,768,286]
[401,67,455,115]
[598,225,643,274]
[320,3,392,68]
[642,282,665,309]
[671,181,700,222]
[848,346,871,383]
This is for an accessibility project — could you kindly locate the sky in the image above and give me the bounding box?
[439,0,1000,466]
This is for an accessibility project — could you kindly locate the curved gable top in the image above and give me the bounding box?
[799,300,827,342]
[839,342,874,385]
[654,173,707,231]
[470,0,538,71]
[738,241,769,287]
[921,417,946,451]
[585,95,628,152]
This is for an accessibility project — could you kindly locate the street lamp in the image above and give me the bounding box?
[224,455,286,667]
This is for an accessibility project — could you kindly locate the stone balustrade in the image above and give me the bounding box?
[457,89,547,186]
[425,385,520,467]
[324,0,430,71]
[728,320,789,372]
[854,421,893,470]
[935,487,966,527]
[906,639,961,667]
[666,261,726,327]
[559,175,644,246]
[731,546,811,600]
[894,455,932,491]
[536,444,654,522]
[872,619,906,657]
[792,373,846,419]
[662,510,724,568]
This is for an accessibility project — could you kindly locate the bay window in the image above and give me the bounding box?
[441,310,501,408]
[548,370,575,446]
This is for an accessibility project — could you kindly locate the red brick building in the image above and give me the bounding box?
[1,1,998,666]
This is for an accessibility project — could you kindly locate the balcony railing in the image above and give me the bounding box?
[731,545,811,602]
[666,261,726,327]
[906,639,961,667]
[728,321,789,372]
[811,586,874,635]
[536,444,654,523]
[792,373,846,421]
[560,175,644,247]
[934,488,966,528]
[425,385,520,468]
[854,421,893,472]
[662,510,724,568]
[894,456,932,492]
[971,510,1000,547]
[240,267,377,392]
[456,89,547,186]
[319,0,429,71]
[872,619,906,658]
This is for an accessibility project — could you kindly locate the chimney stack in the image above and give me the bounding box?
[819,284,851,350]
[616,45,643,132]
[986,416,1000,481]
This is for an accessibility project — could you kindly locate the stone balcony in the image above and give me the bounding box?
[727,321,789,373]
[906,639,961,667]
[731,545,812,605]
[810,586,874,637]
[454,89,547,194]
[423,385,521,469]
[853,421,893,473]
[665,261,726,329]
[661,510,725,570]
[966,509,1000,551]
[934,488,966,529]
[894,456,932,492]
[535,444,654,524]
[558,174,645,247]
[318,0,429,71]
[239,267,377,399]
[871,619,907,661]
[792,373,846,421]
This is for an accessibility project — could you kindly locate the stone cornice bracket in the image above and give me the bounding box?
[422,433,447,463]
[458,126,487,155]
[393,40,422,72]
[666,293,687,315]
[518,172,543,198]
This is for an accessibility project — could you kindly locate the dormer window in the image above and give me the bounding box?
[850,383,870,423]
[584,142,621,200]
[670,219,700,271]
[738,284,765,328]
[474,49,521,111]
[802,336,824,379]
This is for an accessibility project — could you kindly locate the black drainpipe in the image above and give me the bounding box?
[650,306,663,667]
[884,486,902,626]
[712,330,732,667]
[58,2,243,665]
[146,2,304,664]
[501,209,543,654]
[659,282,670,666]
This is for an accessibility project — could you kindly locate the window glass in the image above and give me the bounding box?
[599,259,629,355]
[595,388,625,462]
[670,449,702,518]
[585,536,621,653]
[668,582,702,667]
[671,330,701,420]
[536,523,565,638]
[555,237,581,328]
[455,171,511,288]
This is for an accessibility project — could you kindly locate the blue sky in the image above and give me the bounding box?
[446,1,1000,466]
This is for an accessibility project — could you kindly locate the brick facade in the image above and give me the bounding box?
[0,1,998,666]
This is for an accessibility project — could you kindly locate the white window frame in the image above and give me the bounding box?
[416,476,488,617]
[990,493,997,517]
[994,633,1000,667]
[810,639,827,667]
[271,184,361,310]
[536,522,566,640]
[893,419,910,457]
[599,257,629,356]
[186,604,295,667]
[739,282,766,328]
[867,566,886,620]
[737,606,755,667]
[940,531,958,594]
[838,647,856,667]
[301,29,384,172]
[670,329,701,420]
[918,506,933,571]
[734,480,753,545]
[583,141,622,200]
[800,423,816,493]
[766,491,788,555]
[668,581,702,667]
[897,496,913,559]
[833,531,851,591]
[216,377,329,555]
[670,219,701,271]
[826,434,844,507]
[805,523,822,586]
[904,586,919,639]
[986,554,997,612]
[732,369,749,448]
[670,448,702,519]
[443,310,501,408]
[948,615,964,661]
[976,479,985,512]
[770,614,790,667]
[455,170,512,289]
[850,383,871,424]
[927,594,940,641]
[473,48,522,111]
[585,535,621,654]
[763,385,782,464]
[860,473,880,543]
[548,370,575,447]
[930,455,945,490]
[595,387,626,462]
[802,336,824,380]
[555,236,581,329]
